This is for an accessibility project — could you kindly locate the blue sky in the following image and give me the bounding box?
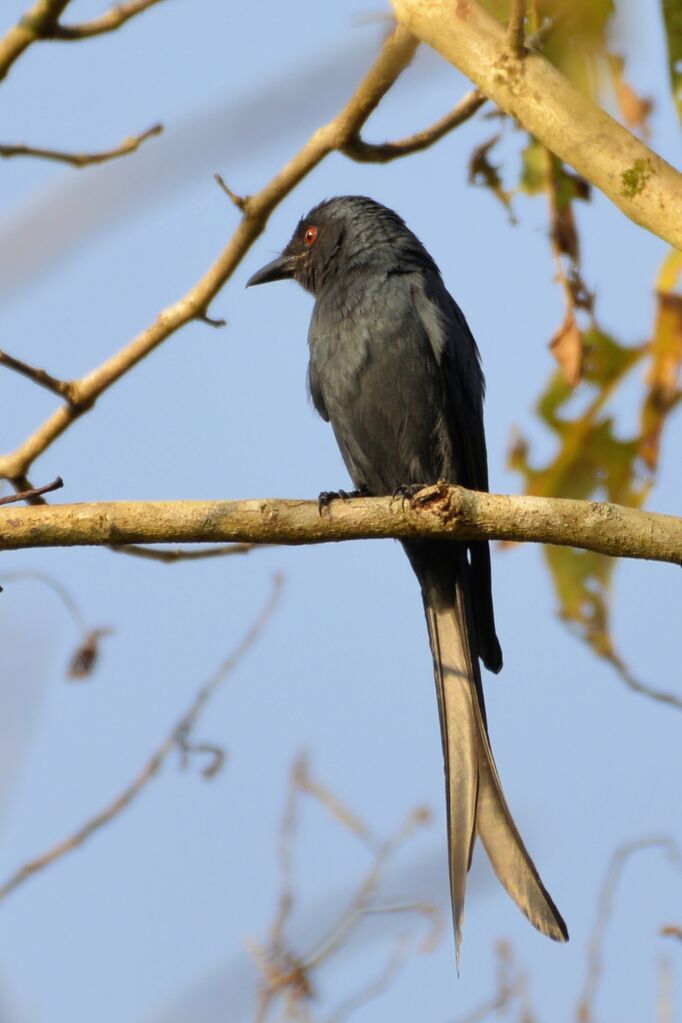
[0,2,680,1021]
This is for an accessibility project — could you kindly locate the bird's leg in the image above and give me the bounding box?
[317,484,370,514]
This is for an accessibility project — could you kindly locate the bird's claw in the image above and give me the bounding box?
[317,486,369,515]
[391,483,427,510]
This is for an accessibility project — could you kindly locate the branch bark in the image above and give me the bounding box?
[0,0,71,80]
[0,486,680,566]
[391,0,682,248]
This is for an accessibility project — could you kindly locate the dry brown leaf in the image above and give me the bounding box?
[609,53,653,134]
[550,311,583,387]
[639,254,682,470]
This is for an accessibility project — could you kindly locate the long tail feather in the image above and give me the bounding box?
[422,567,568,963]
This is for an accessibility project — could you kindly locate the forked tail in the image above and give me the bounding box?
[422,567,568,966]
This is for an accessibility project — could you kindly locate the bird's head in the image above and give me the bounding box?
[246,196,432,296]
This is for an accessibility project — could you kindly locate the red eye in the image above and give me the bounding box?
[304,225,318,245]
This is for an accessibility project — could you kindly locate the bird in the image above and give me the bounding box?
[247,195,568,964]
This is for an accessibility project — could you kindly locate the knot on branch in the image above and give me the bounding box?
[405,481,466,528]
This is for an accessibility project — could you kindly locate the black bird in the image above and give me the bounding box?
[247,196,567,962]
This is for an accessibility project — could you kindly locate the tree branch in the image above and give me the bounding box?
[0,348,76,400]
[342,88,486,162]
[50,0,168,39]
[111,541,258,563]
[0,0,72,81]
[0,123,162,167]
[391,0,682,248]
[0,575,282,905]
[0,485,680,567]
[0,26,418,483]
[507,0,526,59]
[0,475,62,505]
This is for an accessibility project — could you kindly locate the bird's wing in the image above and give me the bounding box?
[412,274,502,673]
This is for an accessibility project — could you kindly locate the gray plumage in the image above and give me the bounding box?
[247,195,567,964]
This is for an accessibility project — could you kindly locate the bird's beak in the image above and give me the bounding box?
[246,252,297,287]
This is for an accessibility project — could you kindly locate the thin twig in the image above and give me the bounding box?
[214,173,248,211]
[0,568,88,631]
[0,124,162,167]
[451,940,532,1023]
[0,576,283,905]
[0,476,63,505]
[603,648,682,712]
[508,0,526,58]
[249,759,436,1022]
[325,935,411,1023]
[0,569,108,678]
[268,754,306,959]
[302,806,432,971]
[51,0,168,39]
[110,542,258,563]
[343,89,486,162]
[0,349,74,399]
[576,838,682,1023]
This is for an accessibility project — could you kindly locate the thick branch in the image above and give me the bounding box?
[0,0,71,80]
[0,27,418,482]
[391,0,682,248]
[0,486,680,566]
[0,123,162,167]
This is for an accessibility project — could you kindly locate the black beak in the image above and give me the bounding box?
[246,252,297,287]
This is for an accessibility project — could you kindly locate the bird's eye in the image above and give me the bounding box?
[304,226,318,245]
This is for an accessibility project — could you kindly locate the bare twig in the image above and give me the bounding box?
[576,838,682,1023]
[249,756,437,1022]
[602,648,682,713]
[214,173,248,211]
[0,476,63,505]
[0,349,74,400]
[658,958,674,1023]
[110,542,258,563]
[1,486,681,570]
[302,804,433,971]
[325,935,411,1023]
[51,0,167,39]
[451,940,531,1023]
[0,569,110,678]
[0,569,88,632]
[0,576,283,905]
[0,27,418,484]
[0,124,162,167]
[342,88,486,162]
[508,0,526,58]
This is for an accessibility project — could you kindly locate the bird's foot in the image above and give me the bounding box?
[317,485,369,514]
[391,483,428,510]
